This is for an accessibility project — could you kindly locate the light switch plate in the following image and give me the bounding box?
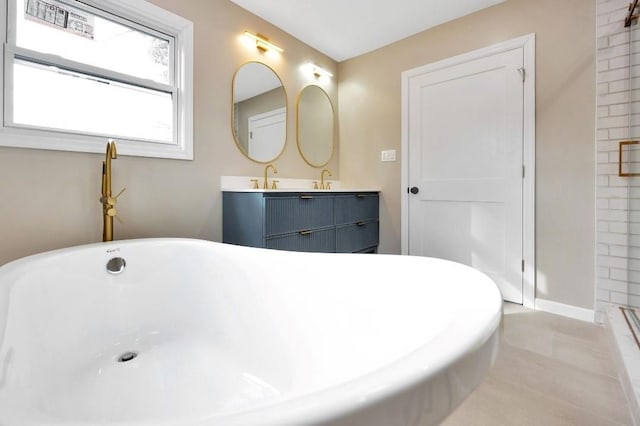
[381,149,396,162]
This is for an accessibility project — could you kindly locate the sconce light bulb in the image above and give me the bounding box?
[304,62,333,79]
[243,31,283,53]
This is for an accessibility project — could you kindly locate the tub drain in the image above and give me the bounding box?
[117,351,138,363]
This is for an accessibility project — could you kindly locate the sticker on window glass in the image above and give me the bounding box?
[25,0,94,39]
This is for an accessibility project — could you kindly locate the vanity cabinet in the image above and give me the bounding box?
[223,191,379,253]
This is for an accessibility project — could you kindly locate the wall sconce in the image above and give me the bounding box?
[243,31,283,53]
[303,62,333,79]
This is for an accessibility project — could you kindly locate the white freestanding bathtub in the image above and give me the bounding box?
[0,238,501,425]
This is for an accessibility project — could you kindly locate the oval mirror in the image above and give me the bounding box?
[297,85,334,167]
[232,62,287,163]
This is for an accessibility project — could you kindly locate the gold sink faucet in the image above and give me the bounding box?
[263,164,278,189]
[320,168,332,190]
[100,140,125,242]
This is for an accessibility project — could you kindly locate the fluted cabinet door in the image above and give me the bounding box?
[265,195,334,236]
[336,222,379,253]
[335,194,379,225]
[266,228,336,252]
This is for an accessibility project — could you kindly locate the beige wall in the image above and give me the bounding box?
[0,0,338,265]
[338,0,596,309]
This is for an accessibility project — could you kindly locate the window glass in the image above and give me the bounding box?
[13,59,174,142]
[17,0,171,85]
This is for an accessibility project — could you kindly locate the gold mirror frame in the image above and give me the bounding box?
[296,85,335,168]
[231,61,287,163]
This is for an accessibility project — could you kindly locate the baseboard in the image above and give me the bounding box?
[534,298,595,323]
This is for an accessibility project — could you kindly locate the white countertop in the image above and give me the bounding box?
[220,176,379,193]
[222,188,380,193]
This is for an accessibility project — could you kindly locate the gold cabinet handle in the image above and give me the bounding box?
[299,230,313,235]
[356,194,367,198]
[300,195,314,199]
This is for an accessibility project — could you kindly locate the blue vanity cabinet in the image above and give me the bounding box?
[222,191,379,253]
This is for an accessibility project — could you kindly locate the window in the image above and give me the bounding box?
[1,0,193,159]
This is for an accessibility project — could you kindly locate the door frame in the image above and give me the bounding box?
[400,33,536,308]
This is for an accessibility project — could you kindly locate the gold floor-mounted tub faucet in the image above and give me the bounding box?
[100,140,125,242]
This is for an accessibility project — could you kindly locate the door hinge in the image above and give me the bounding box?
[522,259,525,272]
[517,67,525,82]
[522,165,525,178]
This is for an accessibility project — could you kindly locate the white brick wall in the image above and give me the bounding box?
[596,0,640,322]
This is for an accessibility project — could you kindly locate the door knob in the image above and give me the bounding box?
[410,187,419,194]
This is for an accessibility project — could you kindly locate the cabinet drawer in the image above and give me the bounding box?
[335,194,379,225]
[265,228,335,252]
[265,195,334,236]
[336,221,379,253]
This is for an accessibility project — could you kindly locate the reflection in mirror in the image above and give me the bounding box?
[297,85,334,167]
[232,62,286,163]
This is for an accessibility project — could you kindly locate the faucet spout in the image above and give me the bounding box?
[103,141,117,198]
[320,168,332,190]
[263,164,278,189]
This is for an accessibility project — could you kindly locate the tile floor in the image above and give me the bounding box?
[442,303,634,425]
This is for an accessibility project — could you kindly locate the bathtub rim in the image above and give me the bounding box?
[0,237,503,425]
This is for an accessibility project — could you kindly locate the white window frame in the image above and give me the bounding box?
[0,0,194,160]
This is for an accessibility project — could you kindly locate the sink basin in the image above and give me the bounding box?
[0,238,501,425]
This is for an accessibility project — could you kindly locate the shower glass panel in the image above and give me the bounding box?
[625,23,640,310]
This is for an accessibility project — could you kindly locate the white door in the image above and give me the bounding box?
[407,47,524,303]
[248,107,286,162]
